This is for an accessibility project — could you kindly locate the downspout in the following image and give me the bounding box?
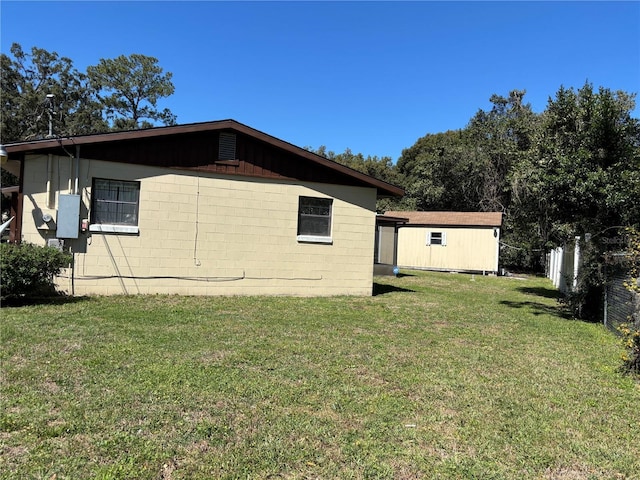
[374,224,380,264]
[68,155,73,194]
[71,251,75,297]
[71,144,81,296]
[393,224,401,274]
[46,153,54,208]
[74,145,80,195]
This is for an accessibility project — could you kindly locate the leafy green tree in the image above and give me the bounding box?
[87,54,176,130]
[534,83,639,241]
[396,129,479,211]
[397,90,538,218]
[515,83,640,317]
[308,146,411,212]
[1,45,178,141]
[468,90,541,270]
[1,43,107,142]
[467,90,537,213]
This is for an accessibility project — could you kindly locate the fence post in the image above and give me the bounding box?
[573,235,581,289]
[555,246,564,290]
[603,264,608,328]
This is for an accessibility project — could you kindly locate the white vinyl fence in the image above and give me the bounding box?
[547,235,639,330]
[546,236,581,294]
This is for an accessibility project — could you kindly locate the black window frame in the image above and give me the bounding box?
[90,178,141,227]
[297,196,333,238]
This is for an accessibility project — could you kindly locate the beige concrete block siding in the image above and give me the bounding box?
[20,155,377,296]
[396,226,499,273]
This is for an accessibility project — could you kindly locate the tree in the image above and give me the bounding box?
[514,83,640,318]
[1,43,107,142]
[397,90,538,217]
[309,146,411,212]
[87,54,177,130]
[469,90,542,270]
[1,45,178,141]
[466,90,538,213]
[534,83,640,241]
[396,129,480,212]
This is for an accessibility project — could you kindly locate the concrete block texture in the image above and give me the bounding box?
[21,156,377,296]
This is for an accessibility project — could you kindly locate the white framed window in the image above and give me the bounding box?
[427,231,446,246]
[297,196,333,244]
[89,178,140,234]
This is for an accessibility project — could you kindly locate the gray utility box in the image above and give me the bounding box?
[56,194,81,239]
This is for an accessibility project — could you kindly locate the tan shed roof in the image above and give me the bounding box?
[384,211,503,227]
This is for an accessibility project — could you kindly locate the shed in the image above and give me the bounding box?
[384,211,503,274]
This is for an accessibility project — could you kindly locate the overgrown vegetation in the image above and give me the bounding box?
[620,227,640,375]
[0,242,72,298]
[2,271,638,479]
[619,323,640,375]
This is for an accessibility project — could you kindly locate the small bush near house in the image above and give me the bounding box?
[0,242,72,299]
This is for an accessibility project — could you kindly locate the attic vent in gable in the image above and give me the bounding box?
[218,132,236,160]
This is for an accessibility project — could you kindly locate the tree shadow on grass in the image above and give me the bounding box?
[372,283,415,296]
[499,299,573,319]
[500,285,573,319]
[516,286,563,300]
[1,294,91,308]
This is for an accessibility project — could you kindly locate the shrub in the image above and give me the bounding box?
[619,323,640,375]
[0,242,72,298]
[619,227,640,376]
[561,243,604,321]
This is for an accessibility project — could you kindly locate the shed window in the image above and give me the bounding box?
[427,231,446,246]
[297,196,333,244]
[89,178,140,233]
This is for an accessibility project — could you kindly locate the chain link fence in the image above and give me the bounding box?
[604,266,640,335]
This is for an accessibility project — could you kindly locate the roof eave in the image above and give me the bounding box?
[3,119,405,198]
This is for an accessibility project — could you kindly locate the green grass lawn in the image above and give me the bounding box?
[1,270,638,479]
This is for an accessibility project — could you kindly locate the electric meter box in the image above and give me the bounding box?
[56,194,81,239]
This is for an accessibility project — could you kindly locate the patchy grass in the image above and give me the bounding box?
[1,271,638,479]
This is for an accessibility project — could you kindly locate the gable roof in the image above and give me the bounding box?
[3,119,404,198]
[384,211,503,227]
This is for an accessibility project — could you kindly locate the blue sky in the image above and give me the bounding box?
[2,1,639,161]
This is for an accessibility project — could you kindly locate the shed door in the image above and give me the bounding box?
[377,226,396,264]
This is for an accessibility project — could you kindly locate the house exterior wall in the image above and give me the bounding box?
[396,225,499,273]
[20,154,377,296]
